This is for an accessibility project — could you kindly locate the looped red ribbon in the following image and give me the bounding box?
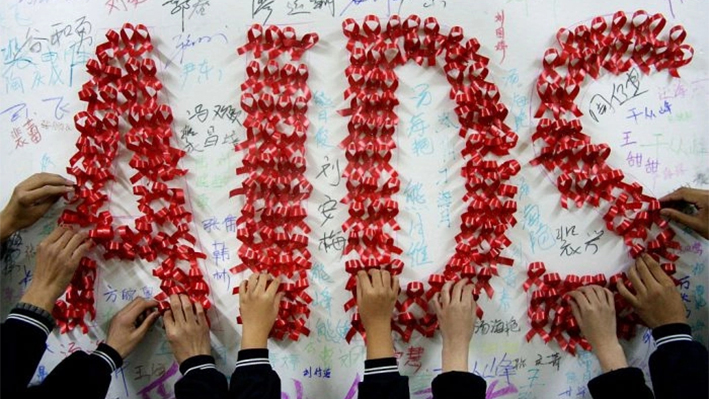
[340,15,519,342]
[60,23,210,333]
[233,25,319,341]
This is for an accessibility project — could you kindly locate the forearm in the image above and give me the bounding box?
[241,328,268,351]
[365,323,394,360]
[442,340,469,372]
[0,210,17,242]
[593,342,629,373]
[20,285,60,314]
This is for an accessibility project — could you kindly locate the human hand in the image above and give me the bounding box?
[617,253,687,329]
[568,286,627,372]
[106,297,160,359]
[0,173,74,241]
[659,187,709,239]
[238,273,283,350]
[357,269,399,333]
[164,294,211,364]
[356,269,399,359]
[20,226,92,312]
[432,279,476,372]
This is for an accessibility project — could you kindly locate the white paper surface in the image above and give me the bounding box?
[1,0,708,398]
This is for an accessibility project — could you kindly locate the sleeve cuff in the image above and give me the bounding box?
[6,303,56,336]
[652,323,693,347]
[92,343,124,373]
[363,357,400,380]
[432,371,487,397]
[235,349,271,369]
[588,367,647,397]
[180,355,217,376]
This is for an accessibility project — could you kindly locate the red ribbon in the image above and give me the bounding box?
[59,23,210,333]
[340,15,518,342]
[233,25,319,341]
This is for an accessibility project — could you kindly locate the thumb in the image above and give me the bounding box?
[660,208,705,234]
[135,310,160,337]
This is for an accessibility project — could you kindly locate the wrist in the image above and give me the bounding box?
[442,342,469,372]
[649,315,688,329]
[364,322,394,360]
[241,328,269,350]
[0,209,18,242]
[593,341,628,373]
[104,340,129,360]
[20,285,58,313]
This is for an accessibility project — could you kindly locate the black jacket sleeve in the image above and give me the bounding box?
[431,371,487,399]
[357,357,410,399]
[175,355,228,399]
[649,323,709,399]
[587,367,654,399]
[1,303,56,398]
[25,343,123,399]
[229,348,281,399]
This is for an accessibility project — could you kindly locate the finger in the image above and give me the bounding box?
[589,285,605,304]
[170,294,186,323]
[266,275,281,297]
[658,187,700,204]
[238,280,247,303]
[627,264,647,296]
[381,270,392,293]
[23,173,74,191]
[274,292,285,312]
[369,269,382,289]
[602,287,615,307]
[54,228,74,249]
[392,275,400,297]
[568,291,591,309]
[452,278,468,303]
[660,208,706,234]
[357,270,373,292]
[164,309,175,328]
[23,185,72,205]
[178,295,194,323]
[462,283,475,307]
[569,298,582,324]
[43,226,67,244]
[126,298,159,320]
[194,301,208,326]
[69,240,92,266]
[356,273,363,302]
[642,253,675,287]
[255,273,268,293]
[64,231,89,255]
[616,279,639,308]
[246,273,259,295]
[441,281,452,306]
[634,256,659,290]
[135,309,160,336]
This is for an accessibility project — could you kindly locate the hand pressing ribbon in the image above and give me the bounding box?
[60,23,210,334]
[524,260,678,355]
